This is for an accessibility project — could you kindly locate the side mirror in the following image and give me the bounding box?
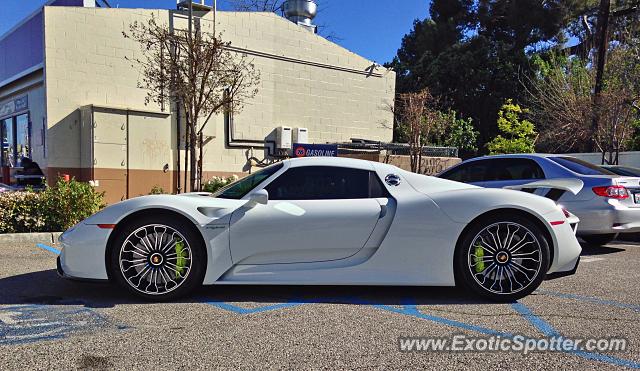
[246,189,268,207]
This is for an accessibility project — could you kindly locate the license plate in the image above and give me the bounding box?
[635,193,640,204]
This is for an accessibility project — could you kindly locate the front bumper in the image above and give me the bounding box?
[57,256,108,282]
[58,222,112,280]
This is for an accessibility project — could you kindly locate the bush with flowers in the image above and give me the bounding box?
[202,174,239,193]
[0,177,105,233]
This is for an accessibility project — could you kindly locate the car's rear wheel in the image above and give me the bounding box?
[109,214,206,301]
[581,234,616,247]
[455,214,550,302]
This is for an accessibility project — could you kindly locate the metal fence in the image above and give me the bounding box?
[336,140,459,158]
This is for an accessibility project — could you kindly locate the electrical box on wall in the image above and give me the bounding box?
[293,128,309,144]
[276,126,292,149]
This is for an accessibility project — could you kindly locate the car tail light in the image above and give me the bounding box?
[97,224,116,229]
[561,208,571,218]
[592,185,629,199]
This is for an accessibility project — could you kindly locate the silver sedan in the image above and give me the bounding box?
[438,154,640,246]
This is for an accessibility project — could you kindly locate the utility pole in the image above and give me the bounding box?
[184,0,193,192]
[591,0,611,155]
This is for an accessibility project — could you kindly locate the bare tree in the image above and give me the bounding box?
[389,89,446,173]
[524,58,594,153]
[223,0,340,41]
[124,14,260,191]
[224,0,284,12]
[526,44,640,163]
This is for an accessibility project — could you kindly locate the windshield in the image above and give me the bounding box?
[213,163,283,199]
[549,157,616,176]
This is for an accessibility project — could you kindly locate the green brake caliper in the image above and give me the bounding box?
[175,239,187,279]
[474,245,485,273]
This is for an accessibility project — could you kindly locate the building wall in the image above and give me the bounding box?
[0,73,47,169]
[42,7,395,201]
[0,11,44,86]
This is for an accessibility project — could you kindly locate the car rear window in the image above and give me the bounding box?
[548,157,616,176]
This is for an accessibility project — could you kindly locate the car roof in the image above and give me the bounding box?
[456,153,575,164]
[469,153,566,160]
[283,156,378,170]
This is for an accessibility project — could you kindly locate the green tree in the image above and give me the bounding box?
[388,0,570,149]
[487,100,536,154]
[444,115,479,154]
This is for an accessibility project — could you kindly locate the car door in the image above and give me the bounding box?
[228,165,386,265]
[481,158,546,189]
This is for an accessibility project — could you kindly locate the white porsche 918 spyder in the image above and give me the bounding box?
[58,157,582,302]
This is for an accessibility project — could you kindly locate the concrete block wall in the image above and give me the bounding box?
[41,7,395,199]
[340,153,461,176]
[566,152,640,168]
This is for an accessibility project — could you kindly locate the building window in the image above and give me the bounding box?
[1,113,30,167]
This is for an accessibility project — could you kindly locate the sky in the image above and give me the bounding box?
[0,0,429,64]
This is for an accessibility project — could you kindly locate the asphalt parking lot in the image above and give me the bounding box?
[1,241,639,370]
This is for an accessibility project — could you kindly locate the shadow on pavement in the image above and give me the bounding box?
[0,269,496,308]
[580,244,626,256]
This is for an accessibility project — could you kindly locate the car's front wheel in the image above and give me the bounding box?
[455,214,550,302]
[109,214,206,301]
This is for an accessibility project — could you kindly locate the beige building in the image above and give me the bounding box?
[0,0,395,203]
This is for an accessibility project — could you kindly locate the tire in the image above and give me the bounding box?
[581,234,616,247]
[109,214,206,301]
[455,214,550,302]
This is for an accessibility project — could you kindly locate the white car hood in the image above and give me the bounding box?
[82,194,247,226]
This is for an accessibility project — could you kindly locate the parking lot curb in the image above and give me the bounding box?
[0,232,62,245]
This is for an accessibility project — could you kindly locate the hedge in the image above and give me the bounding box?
[0,178,105,233]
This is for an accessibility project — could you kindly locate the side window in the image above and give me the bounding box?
[440,161,490,183]
[214,163,283,199]
[485,158,545,181]
[265,166,379,200]
[513,159,545,180]
[369,172,390,198]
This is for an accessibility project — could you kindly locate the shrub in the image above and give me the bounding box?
[487,99,537,155]
[0,191,46,233]
[202,175,239,193]
[40,178,106,231]
[149,185,167,195]
[0,177,105,233]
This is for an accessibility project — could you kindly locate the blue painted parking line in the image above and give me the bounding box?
[35,244,60,255]
[226,296,640,370]
[537,289,640,313]
[205,300,305,314]
[204,295,369,314]
[512,302,640,369]
[374,303,514,337]
[379,301,640,369]
[511,302,559,337]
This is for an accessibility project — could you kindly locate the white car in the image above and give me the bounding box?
[58,157,582,302]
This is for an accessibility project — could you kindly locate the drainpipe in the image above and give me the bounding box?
[176,102,181,193]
